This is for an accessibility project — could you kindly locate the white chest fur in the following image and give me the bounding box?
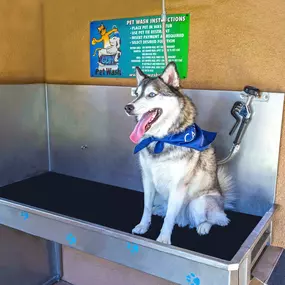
[139,150,189,199]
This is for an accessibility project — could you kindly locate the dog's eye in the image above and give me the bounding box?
[148,92,157,98]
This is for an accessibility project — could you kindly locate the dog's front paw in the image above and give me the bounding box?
[196,222,212,235]
[156,233,171,244]
[132,223,149,235]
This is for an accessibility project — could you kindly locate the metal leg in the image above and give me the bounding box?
[47,241,63,281]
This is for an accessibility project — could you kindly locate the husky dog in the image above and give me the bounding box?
[124,62,234,244]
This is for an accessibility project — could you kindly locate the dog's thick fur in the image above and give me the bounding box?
[125,62,235,244]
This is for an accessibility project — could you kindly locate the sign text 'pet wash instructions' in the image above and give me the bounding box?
[90,14,190,78]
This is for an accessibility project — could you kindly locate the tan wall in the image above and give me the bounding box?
[43,0,285,91]
[0,0,44,83]
[62,246,176,285]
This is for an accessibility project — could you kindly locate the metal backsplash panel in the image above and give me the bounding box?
[48,85,139,190]
[48,85,284,216]
[0,84,48,186]
[184,90,284,216]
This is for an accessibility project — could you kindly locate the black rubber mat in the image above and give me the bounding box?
[0,172,262,261]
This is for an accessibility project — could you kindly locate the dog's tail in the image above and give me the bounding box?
[217,166,236,210]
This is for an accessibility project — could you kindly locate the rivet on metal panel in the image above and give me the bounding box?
[80,145,88,150]
[20,211,29,220]
[66,233,77,246]
[186,273,200,285]
[263,93,270,101]
[127,242,139,254]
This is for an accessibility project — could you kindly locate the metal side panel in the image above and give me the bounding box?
[252,245,285,284]
[47,84,284,217]
[0,84,49,186]
[267,250,285,285]
[0,200,235,285]
[0,225,60,285]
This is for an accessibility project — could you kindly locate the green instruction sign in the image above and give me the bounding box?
[90,14,190,78]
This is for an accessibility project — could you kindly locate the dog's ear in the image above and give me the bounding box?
[135,66,145,86]
[160,62,180,88]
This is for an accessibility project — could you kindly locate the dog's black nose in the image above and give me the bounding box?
[125,104,134,114]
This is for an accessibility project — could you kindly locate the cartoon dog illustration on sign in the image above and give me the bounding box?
[92,24,121,72]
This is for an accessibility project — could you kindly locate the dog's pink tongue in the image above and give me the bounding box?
[130,112,153,143]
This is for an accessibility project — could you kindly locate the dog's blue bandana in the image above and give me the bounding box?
[134,124,217,154]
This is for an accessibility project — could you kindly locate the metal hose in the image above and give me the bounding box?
[161,0,168,65]
[217,145,240,165]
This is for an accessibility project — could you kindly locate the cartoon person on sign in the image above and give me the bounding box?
[91,23,121,71]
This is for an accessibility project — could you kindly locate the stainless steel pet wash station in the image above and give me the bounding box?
[0,85,284,285]
[1,4,285,285]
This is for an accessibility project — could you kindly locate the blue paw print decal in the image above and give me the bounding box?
[127,242,139,254]
[66,233,77,246]
[186,273,200,285]
[20,211,29,220]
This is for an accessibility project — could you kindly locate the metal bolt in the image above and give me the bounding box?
[81,145,88,150]
[264,94,269,101]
